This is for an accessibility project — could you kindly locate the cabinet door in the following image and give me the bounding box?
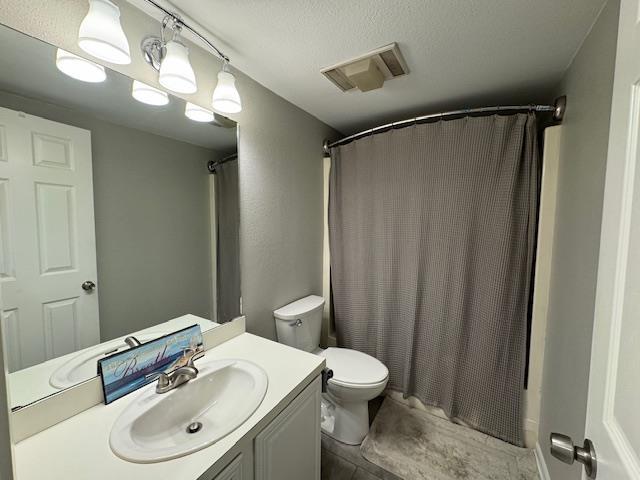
[255,377,321,480]
[213,453,244,480]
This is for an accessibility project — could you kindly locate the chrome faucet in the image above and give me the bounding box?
[149,347,204,394]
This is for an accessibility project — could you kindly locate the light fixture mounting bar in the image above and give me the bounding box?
[141,0,230,63]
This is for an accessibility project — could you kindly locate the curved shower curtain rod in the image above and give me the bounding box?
[322,95,567,154]
[207,152,237,174]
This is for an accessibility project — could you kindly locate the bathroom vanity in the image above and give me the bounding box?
[12,328,325,479]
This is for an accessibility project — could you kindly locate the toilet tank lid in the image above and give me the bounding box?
[274,295,325,320]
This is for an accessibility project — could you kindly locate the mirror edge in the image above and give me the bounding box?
[0,292,16,479]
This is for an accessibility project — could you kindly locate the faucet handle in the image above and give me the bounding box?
[183,346,205,368]
[145,371,170,388]
[157,372,171,388]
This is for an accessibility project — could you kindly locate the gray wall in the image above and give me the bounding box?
[0,90,219,341]
[236,73,338,339]
[538,1,619,478]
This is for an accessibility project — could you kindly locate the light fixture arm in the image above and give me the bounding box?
[142,0,230,63]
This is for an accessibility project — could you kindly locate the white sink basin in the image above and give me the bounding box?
[49,332,171,389]
[110,357,268,463]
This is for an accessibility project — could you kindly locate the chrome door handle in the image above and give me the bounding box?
[81,280,96,292]
[550,433,597,479]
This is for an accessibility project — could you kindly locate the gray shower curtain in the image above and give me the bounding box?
[329,113,539,446]
[215,158,241,323]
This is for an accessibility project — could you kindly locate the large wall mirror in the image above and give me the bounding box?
[0,24,240,409]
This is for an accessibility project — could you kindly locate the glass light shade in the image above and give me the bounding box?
[211,70,242,114]
[78,0,131,65]
[159,41,197,94]
[132,80,169,106]
[185,102,214,122]
[56,48,106,83]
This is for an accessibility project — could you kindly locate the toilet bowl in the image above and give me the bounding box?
[274,295,389,445]
[319,347,388,444]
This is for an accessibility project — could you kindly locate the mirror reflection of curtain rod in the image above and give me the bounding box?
[208,153,238,174]
[323,95,567,154]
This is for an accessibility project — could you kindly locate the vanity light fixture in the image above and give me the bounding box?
[140,0,242,112]
[56,48,107,83]
[212,61,242,114]
[131,80,169,106]
[142,16,197,95]
[185,102,214,122]
[159,39,197,94]
[78,0,131,65]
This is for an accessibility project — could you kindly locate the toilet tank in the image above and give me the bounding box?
[273,295,325,352]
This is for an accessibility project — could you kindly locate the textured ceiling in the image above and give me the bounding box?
[170,0,608,134]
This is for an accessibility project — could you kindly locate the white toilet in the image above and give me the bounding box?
[274,295,388,445]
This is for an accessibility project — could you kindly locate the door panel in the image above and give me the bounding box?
[0,125,7,162]
[31,132,73,170]
[1,309,20,369]
[35,182,77,274]
[0,178,14,280]
[42,297,80,358]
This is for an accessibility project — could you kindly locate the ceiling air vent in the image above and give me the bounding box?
[321,43,408,93]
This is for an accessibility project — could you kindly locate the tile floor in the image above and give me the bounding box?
[321,433,402,480]
[321,397,400,480]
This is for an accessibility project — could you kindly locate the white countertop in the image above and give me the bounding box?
[13,333,325,480]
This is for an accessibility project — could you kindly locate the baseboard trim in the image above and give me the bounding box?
[535,441,551,480]
[524,418,539,448]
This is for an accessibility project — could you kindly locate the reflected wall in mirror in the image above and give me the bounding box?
[0,24,240,409]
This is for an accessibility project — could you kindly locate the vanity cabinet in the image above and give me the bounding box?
[214,454,245,480]
[210,377,321,480]
[255,377,321,480]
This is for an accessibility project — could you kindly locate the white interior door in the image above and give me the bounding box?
[583,0,640,478]
[0,106,99,373]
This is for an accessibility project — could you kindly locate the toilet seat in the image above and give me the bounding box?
[320,347,388,388]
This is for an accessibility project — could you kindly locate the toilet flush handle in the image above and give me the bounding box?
[292,319,303,327]
[322,368,334,392]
